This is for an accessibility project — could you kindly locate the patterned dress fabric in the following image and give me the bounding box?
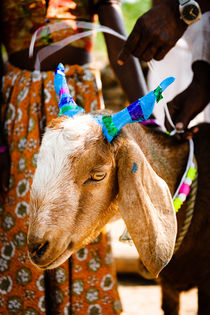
[0,63,122,314]
[1,0,119,55]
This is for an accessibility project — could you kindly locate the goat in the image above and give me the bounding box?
[27,64,210,314]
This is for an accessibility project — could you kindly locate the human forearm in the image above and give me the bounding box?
[191,60,210,106]
[154,0,210,12]
[118,0,209,63]
[166,60,210,132]
[98,3,147,102]
[109,54,147,103]
[0,44,10,198]
[0,44,5,143]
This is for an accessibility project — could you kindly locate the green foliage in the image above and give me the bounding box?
[122,0,152,34]
[93,0,152,56]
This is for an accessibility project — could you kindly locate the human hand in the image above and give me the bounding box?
[0,144,10,203]
[118,2,187,64]
[165,61,210,140]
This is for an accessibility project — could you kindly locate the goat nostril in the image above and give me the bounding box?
[68,241,73,250]
[28,241,49,259]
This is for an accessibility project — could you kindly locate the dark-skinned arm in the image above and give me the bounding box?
[97,2,148,103]
[0,39,10,201]
[118,0,210,63]
[165,60,210,139]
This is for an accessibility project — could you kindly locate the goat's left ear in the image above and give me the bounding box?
[116,139,177,278]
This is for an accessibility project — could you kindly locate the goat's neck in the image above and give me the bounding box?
[129,124,189,196]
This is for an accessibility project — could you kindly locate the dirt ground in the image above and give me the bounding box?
[109,219,198,315]
[117,274,197,315]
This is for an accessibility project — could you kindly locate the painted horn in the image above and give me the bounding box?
[95,76,175,142]
[54,63,85,117]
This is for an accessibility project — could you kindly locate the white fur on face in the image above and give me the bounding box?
[28,113,117,269]
[32,114,101,192]
[30,114,103,228]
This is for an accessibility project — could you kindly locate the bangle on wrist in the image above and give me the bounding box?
[0,145,7,153]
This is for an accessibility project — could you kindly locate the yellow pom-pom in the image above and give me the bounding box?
[187,167,196,180]
[173,197,183,212]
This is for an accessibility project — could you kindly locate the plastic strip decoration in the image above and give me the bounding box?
[54,63,85,117]
[54,63,175,143]
[94,76,174,142]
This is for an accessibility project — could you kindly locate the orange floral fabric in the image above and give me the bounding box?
[0,63,122,314]
[1,0,96,55]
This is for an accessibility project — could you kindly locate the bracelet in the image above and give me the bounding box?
[0,145,7,153]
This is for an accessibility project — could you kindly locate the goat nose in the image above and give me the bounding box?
[28,240,49,262]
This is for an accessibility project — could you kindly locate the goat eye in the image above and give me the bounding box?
[91,173,106,181]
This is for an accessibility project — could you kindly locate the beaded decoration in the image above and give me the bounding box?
[172,139,197,212]
[164,102,198,213]
[173,165,197,212]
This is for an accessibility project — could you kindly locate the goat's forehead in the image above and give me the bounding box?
[41,115,102,154]
[61,114,98,134]
[32,115,104,190]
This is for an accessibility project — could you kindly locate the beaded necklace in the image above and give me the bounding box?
[164,104,197,213]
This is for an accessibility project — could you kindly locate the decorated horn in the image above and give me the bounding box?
[95,76,175,142]
[54,63,85,117]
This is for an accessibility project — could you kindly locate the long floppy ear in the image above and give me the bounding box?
[117,139,177,278]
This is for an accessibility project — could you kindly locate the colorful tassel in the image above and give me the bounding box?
[173,166,197,212]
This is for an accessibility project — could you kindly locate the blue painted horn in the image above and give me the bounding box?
[54,63,85,117]
[55,63,175,142]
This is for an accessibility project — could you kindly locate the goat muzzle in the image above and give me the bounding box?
[28,240,49,263]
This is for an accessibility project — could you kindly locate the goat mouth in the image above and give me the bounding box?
[38,241,74,270]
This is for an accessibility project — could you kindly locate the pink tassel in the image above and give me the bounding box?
[179,183,190,196]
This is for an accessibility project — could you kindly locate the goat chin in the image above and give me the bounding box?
[38,248,73,270]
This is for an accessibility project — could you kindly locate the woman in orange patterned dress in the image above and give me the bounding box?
[0,0,147,314]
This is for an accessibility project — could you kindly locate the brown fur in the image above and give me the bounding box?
[48,116,67,129]
[134,123,210,315]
